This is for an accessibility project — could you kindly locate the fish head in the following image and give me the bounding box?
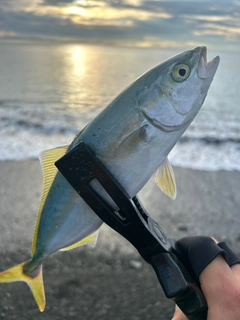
[139,46,220,132]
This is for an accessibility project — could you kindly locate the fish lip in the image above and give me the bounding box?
[197,46,220,79]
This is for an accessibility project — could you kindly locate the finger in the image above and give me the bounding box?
[199,255,235,302]
[171,305,188,320]
[200,254,240,319]
[212,237,240,280]
[231,263,240,281]
[211,237,218,243]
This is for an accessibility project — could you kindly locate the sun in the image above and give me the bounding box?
[64,6,89,17]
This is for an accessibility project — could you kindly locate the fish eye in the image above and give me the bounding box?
[172,64,190,82]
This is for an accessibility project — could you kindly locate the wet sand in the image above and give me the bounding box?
[0,160,239,319]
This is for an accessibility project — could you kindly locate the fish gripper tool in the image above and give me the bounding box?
[55,141,208,320]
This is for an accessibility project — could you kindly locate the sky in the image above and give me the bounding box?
[0,0,240,51]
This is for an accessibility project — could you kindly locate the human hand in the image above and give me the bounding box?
[172,238,240,320]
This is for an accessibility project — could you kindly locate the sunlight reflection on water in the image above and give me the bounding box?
[0,42,239,168]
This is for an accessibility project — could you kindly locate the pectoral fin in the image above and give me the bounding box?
[60,230,99,251]
[105,124,150,160]
[154,158,177,200]
[32,145,69,255]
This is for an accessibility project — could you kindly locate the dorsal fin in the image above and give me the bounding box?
[31,145,69,255]
[60,230,99,251]
[154,158,177,200]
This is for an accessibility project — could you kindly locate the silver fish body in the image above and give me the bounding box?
[31,46,220,267]
[0,46,220,311]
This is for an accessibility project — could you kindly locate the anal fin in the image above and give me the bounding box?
[60,230,99,251]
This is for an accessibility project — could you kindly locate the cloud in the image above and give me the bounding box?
[0,0,239,51]
[0,9,135,44]
[0,0,40,10]
[41,0,75,6]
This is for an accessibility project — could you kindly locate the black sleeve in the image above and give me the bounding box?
[217,241,240,267]
[175,236,240,280]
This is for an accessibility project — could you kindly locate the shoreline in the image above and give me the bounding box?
[0,159,239,319]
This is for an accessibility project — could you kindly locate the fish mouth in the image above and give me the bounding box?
[197,46,220,79]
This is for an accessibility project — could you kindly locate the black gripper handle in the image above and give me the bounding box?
[150,253,208,320]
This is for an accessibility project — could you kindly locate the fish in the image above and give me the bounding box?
[0,46,219,311]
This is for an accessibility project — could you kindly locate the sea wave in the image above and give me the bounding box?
[179,135,240,145]
[0,103,239,171]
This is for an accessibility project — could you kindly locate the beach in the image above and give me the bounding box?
[0,160,239,319]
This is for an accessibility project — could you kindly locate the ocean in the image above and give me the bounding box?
[0,41,239,171]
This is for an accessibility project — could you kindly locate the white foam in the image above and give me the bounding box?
[169,140,240,171]
[1,102,240,171]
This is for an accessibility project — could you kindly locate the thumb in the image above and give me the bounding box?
[171,305,188,320]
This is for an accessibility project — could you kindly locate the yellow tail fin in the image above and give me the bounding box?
[0,261,45,312]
